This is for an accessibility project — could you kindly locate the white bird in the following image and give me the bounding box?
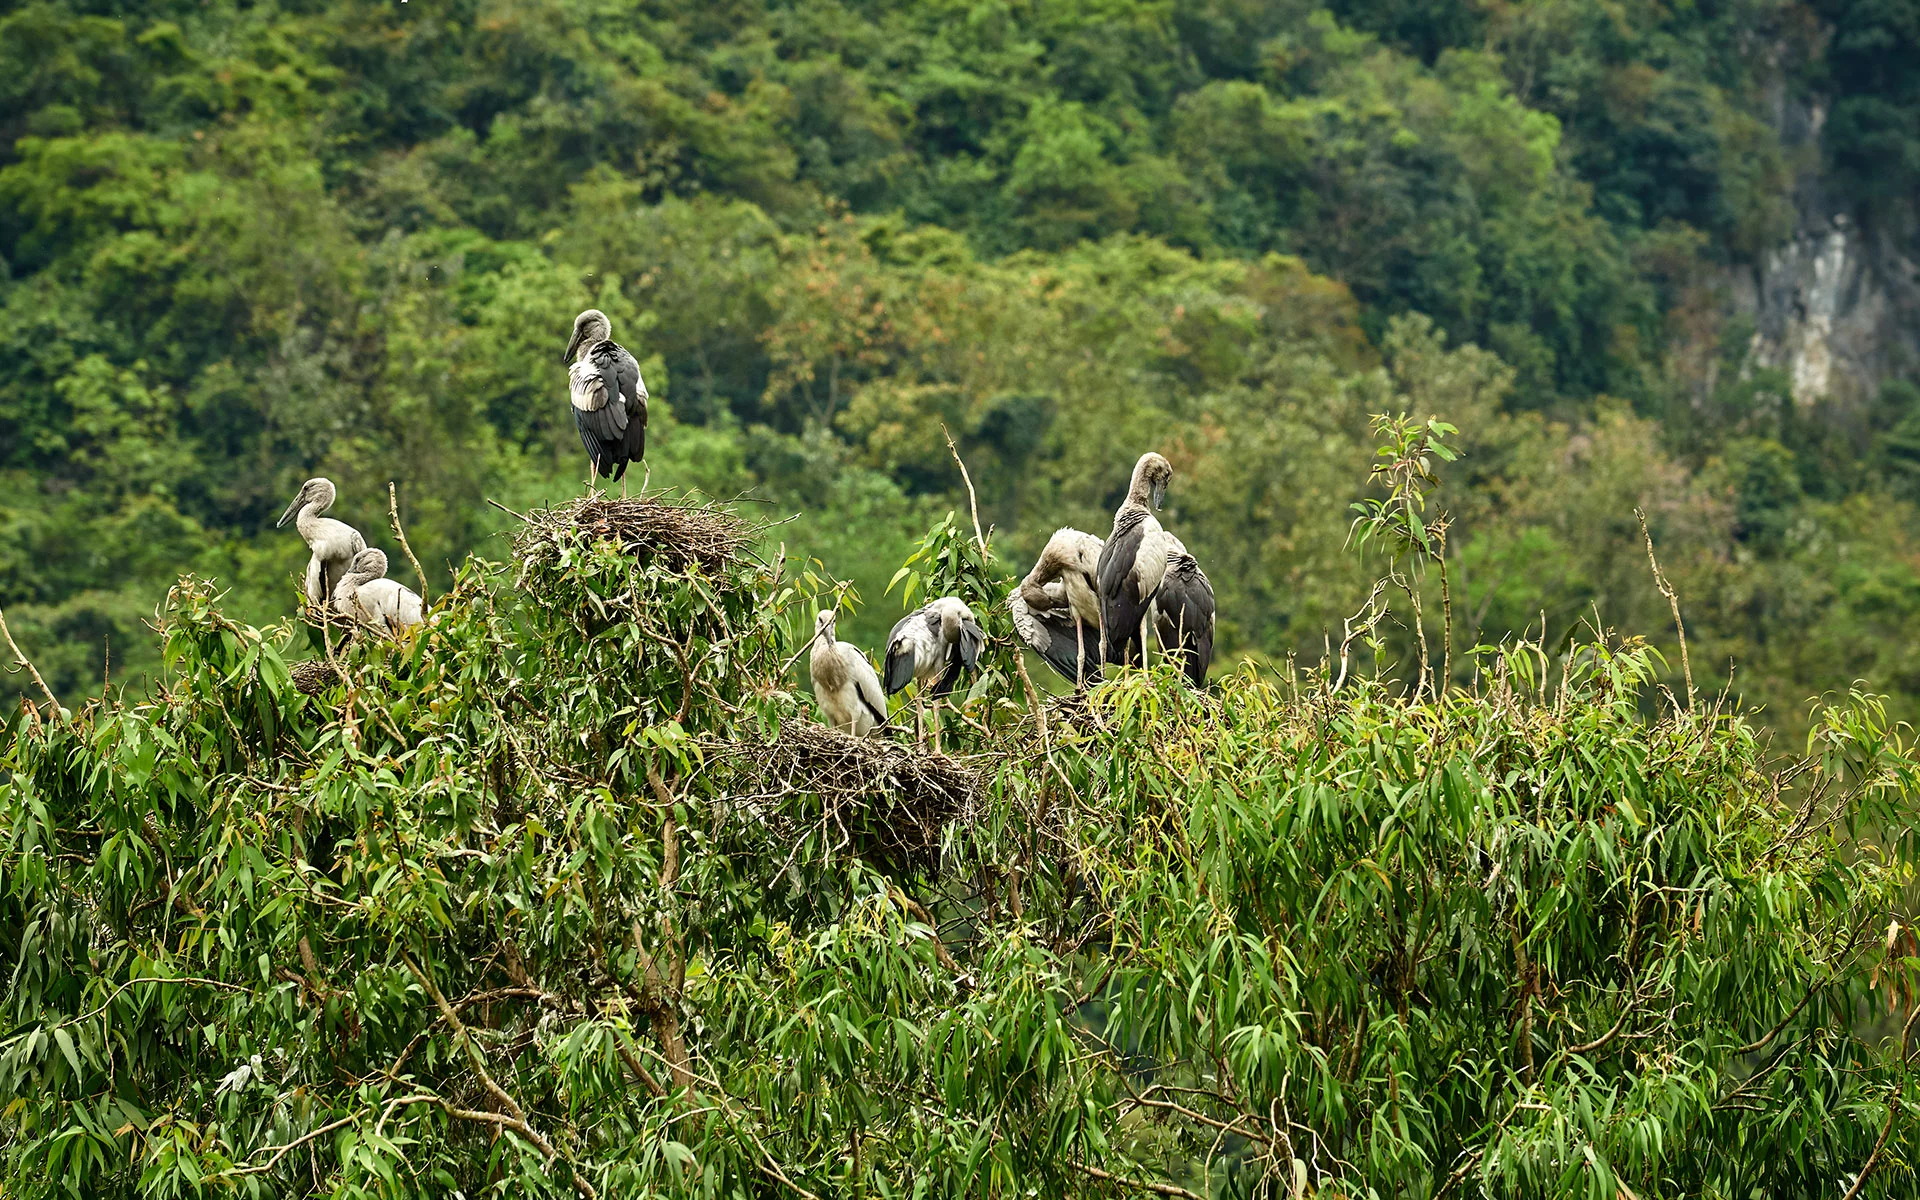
[1151,535,1215,687]
[1096,452,1174,669]
[331,549,425,631]
[1009,527,1104,686]
[563,308,649,492]
[885,596,985,749]
[807,610,889,737]
[277,477,366,610]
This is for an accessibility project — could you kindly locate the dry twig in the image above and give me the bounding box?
[0,602,61,719]
[1636,508,1694,713]
[388,481,431,603]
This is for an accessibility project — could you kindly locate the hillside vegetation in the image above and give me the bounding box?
[4,0,1920,735]
[2,488,1917,1196]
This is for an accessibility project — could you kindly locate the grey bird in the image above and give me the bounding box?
[1096,452,1175,669]
[885,596,985,749]
[1009,527,1104,686]
[563,308,649,492]
[1151,535,1215,687]
[277,477,367,610]
[331,548,425,631]
[807,609,889,737]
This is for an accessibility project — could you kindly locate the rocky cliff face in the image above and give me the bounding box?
[1735,95,1920,406]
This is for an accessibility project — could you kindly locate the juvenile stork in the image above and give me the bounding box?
[331,549,425,631]
[277,477,367,611]
[1152,536,1215,687]
[562,308,649,492]
[885,596,984,749]
[807,610,889,737]
[1009,527,1104,687]
[1096,452,1175,669]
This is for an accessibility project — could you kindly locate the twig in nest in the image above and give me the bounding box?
[389,481,431,603]
[941,422,988,554]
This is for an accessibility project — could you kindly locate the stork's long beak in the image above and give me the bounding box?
[562,329,583,366]
[275,489,305,529]
[1151,480,1167,510]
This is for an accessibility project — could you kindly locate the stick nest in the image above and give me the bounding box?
[291,660,342,696]
[513,493,757,576]
[706,722,982,876]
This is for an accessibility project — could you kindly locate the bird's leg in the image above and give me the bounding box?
[914,693,926,750]
[1074,617,1087,690]
[930,695,943,755]
[588,460,598,492]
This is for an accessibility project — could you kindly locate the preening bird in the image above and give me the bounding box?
[1151,536,1215,687]
[563,308,648,491]
[331,548,425,631]
[885,596,985,749]
[1096,452,1175,669]
[277,477,367,610]
[1009,527,1104,686]
[807,610,889,737]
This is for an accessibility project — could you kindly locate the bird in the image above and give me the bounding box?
[277,477,367,611]
[1096,452,1175,669]
[1009,527,1104,687]
[807,610,889,737]
[885,596,985,749]
[1151,536,1215,687]
[331,548,425,631]
[562,308,648,493]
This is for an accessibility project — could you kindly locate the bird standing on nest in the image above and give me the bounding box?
[277,477,367,613]
[562,308,649,495]
[1009,526,1104,688]
[884,596,984,751]
[807,610,889,737]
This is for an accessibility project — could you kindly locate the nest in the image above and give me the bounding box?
[706,722,982,876]
[291,660,342,696]
[512,493,757,576]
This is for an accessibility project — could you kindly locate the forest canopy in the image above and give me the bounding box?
[2,0,1919,734]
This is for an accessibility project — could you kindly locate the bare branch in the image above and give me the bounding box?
[388,481,431,604]
[1636,508,1693,713]
[0,602,61,719]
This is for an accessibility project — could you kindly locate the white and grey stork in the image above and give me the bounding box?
[1095,452,1214,686]
[330,549,425,632]
[1096,452,1174,669]
[1009,527,1104,687]
[807,610,889,737]
[563,308,649,492]
[884,596,985,749]
[277,477,367,611]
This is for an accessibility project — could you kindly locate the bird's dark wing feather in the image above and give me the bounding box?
[884,612,920,694]
[611,343,648,470]
[1025,607,1101,686]
[1155,557,1216,687]
[574,409,619,477]
[957,617,983,668]
[1098,512,1151,666]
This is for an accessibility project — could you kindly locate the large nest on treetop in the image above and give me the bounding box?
[511,493,758,576]
[704,722,982,877]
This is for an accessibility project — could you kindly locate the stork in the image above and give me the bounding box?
[277,478,367,612]
[1009,527,1104,687]
[331,549,425,632]
[1096,452,1175,669]
[884,596,984,750]
[807,610,889,737]
[563,308,649,493]
[1152,536,1215,687]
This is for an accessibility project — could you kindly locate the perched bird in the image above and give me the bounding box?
[1096,452,1175,669]
[885,596,985,749]
[331,549,425,631]
[1151,536,1215,687]
[1009,527,1104,686]
[807,610,889,737]
[277,477,367,610]
[562,308,648,491]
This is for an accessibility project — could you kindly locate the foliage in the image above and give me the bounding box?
[2,506,1918,1196]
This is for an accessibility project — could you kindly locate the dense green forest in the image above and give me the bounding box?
[3,0,1920,735]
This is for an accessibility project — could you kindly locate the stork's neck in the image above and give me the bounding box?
[1124,471,1157,509]
[295,502,325,540]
